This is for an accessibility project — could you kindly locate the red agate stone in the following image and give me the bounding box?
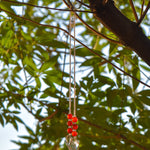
[67,121,73,126]
[67,128,72,133]
[67,114,72,119]
[72,131,78,136]
[73,124,78,130]
[72,116,78,122]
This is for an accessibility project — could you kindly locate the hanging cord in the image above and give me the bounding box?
[21,0,29,92]
[68,1,77,117]
[73,14,76,117]
[67,0,78,118]
[66,1,79,149]
[69,12,72,114]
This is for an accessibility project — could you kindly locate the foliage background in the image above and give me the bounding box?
[0,0,150,149]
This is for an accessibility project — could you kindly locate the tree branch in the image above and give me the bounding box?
[129,0,139,22]
[39,110,58,122]
[140,0,145,18]
[137,1,150,25]
[88,0,150,66]
[76,0,90,8]
[0,7,149,88]
[2,0,92,13]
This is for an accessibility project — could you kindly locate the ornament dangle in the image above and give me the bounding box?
[65,0,83,150]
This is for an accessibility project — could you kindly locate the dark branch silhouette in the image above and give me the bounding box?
[88,0,150,66]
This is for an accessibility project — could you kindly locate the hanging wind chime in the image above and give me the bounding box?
[65,0,83,150]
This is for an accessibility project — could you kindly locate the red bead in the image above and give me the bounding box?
[67,128,72,133]
[72,116,78,122]
[73,124,78,130]
[67,114,72,119]
[72,131,78,136]
[67,121,73,126]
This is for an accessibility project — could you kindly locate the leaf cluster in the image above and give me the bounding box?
[0,0,150,149]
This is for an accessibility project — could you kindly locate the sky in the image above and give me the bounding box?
[0,107,36,150]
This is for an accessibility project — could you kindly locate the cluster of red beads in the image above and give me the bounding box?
[67,114,78,136]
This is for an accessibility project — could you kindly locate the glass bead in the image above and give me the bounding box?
[72,131,78,136]
[67,128,72,133]
[72,116,78,122]
[67,114,73,119]
[68,121,73,126]
[73,124,78,130]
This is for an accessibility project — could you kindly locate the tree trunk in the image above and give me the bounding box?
[88,0,150,66]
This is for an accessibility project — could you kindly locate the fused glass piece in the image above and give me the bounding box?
[67,114,73,119]
[66,135,79,150]
[73,124,78,130]
[68,121,73,126]
[67,128,73,133]
[72,117,78,122]
[72,131,78,136]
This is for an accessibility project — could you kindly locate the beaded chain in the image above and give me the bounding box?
[67,11,78,136]
[65,0,83,149]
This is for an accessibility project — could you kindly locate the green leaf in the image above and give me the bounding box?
[109,43,117,56]
[25,126,35,136]
[40,55,59,72]
[35,77,41,88]
[42,77,54,87]
[106,88,119,107]
[113,109,126,116]
[76,47,94,57]
[132,96,144,109]
[132,56,140,90]
[116,73,122,87]
[41,87,59,98]
[23,56,38,71]
[0,1,15,14]
[36,35,68,48]
[21,30,32,41]
[13,116,24,124]
[130,103,136,115]
[140,64,150,72]
[25,65,35,76]
[98,75,116,87]
[80,57,102,66]
[12,120,18,131]
[0,114,4,127]
[140,96,150,106]
[124,84,133,96]
[138,90,150,96]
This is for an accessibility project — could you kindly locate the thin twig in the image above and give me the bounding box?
[141,0,145,18]
[129,0,139,22]
[39,110,58,122]
[137,1,150,25]
[0,8,150,88]
[2,0,93,13]
[76,0,90,8]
